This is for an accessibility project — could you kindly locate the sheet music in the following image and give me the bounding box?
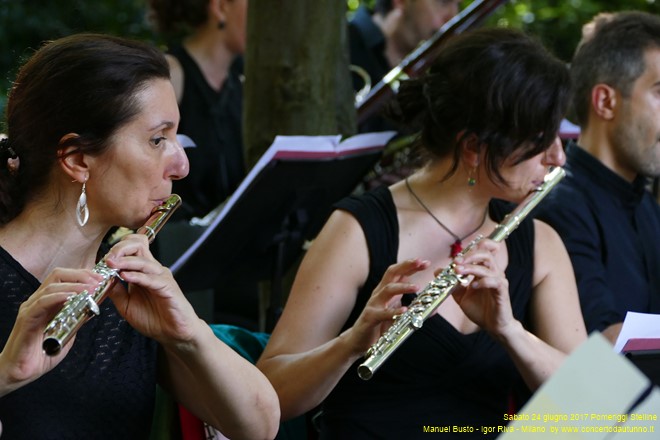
[614,311,660,353]
[169,131,396,274]
[226,131,396,226]
[500,333,656,439]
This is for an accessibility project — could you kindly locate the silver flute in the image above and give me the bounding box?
[42,194,182,356]
[357,167,565,380]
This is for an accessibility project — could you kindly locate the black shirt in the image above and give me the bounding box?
[535,142,660,332]
[348,6,390,94]
[170,46,246,220]
[348,7,397,134]
[0,246,158,439]
[321,188,534,439]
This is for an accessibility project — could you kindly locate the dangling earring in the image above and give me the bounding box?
[467,168,477,186]
[76,179,89,227]
[218,20,226,30]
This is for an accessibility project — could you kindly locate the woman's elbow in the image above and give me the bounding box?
[251,384,281,440]
[220,381,281,440]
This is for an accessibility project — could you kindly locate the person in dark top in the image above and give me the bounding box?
[148,0,247,220]
[535,12,660,344]
[148,0,260,331]
[257,28,586,438]
[349,0,462,188]
[0,34,279,440]
[348,0,461,95]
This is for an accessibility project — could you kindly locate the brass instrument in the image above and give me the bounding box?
[350,65,373,107]
[42,194,182,356]
[356,0,508,125]
[357,167,565,380]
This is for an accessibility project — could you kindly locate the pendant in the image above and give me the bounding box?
[450,240,462,258]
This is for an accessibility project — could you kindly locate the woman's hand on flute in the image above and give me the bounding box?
[106,234,281,439]
[104,233,201,346]
[0,268,102,397]
[348,258,429,356]
[451,238,517,337]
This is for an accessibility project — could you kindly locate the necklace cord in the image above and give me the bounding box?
[404,177,488,242]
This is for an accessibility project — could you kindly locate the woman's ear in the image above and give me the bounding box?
[210,0,227,27]
[459,132,482,168]
[57,133,89,182]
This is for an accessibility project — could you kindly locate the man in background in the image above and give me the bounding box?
[536,12,660,344]
[348,0,461,98]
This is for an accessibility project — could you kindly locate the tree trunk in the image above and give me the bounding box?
[243,0,356,167]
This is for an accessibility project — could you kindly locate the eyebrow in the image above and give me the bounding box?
[149,121,176,131]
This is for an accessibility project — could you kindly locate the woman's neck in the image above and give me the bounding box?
[394,163,495,240]
[414,161,490,207]
[0,203,107,282]
[184,29,235,91]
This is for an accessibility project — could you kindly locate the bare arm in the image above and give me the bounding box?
[105,235,279,440]
[452,220,586,390]
[165,54,184,104]
[257,210,428,420]
[158,323,280,440]
[601,322,623,345]
[502,220,587,389]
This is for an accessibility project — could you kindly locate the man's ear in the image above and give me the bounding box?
[591,84,617,121]
[57,133,89,182]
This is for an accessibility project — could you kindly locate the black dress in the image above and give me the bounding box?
[320,186,534,439]
[0,246,158,439]
[170,46,246,220]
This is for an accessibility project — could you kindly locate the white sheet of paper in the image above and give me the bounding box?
[500,333,653,439]
[614,312,660,353]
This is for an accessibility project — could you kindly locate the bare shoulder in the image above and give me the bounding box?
[265,209,370,353]
[293,208,370,303]
[533,218,566,254]
[532,218,571,284]
[165,54,184,103]
[530,219,586,350]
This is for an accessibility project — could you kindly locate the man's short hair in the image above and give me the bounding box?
[571,12,660,127]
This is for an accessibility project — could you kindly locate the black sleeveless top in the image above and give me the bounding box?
[321,186,534,439]
[170,46,246,220]
[0,246,158,439]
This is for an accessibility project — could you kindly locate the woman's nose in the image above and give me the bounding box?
[169,138,190,181]
[544,136,566,167]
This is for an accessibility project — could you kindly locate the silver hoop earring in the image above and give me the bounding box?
[76,181,89,227]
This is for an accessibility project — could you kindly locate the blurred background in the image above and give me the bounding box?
[2,0,660,126]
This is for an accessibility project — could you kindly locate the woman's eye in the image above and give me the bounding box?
[151,136,167,147]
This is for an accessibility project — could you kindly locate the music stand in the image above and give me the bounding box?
[170,132,396,330]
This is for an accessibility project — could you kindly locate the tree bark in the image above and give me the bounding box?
[243,0,356,167]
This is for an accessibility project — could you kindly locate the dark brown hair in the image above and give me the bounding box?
[0,33,170,224]
[571,12,660,128]
[387,27,571,184]
[147,0,210,35]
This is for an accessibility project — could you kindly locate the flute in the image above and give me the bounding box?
[42,194,182,356]
[357,167,565,380]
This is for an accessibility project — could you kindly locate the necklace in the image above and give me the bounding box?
[405,177,489,258]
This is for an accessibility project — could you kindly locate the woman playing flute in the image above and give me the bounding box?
[257,27,587,439]
[0,34,279,440]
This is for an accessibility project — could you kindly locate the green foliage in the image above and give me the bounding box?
[351,0,660,61]
[487,0,660,61]
[2,0,660,124]
[0,0,157,126]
